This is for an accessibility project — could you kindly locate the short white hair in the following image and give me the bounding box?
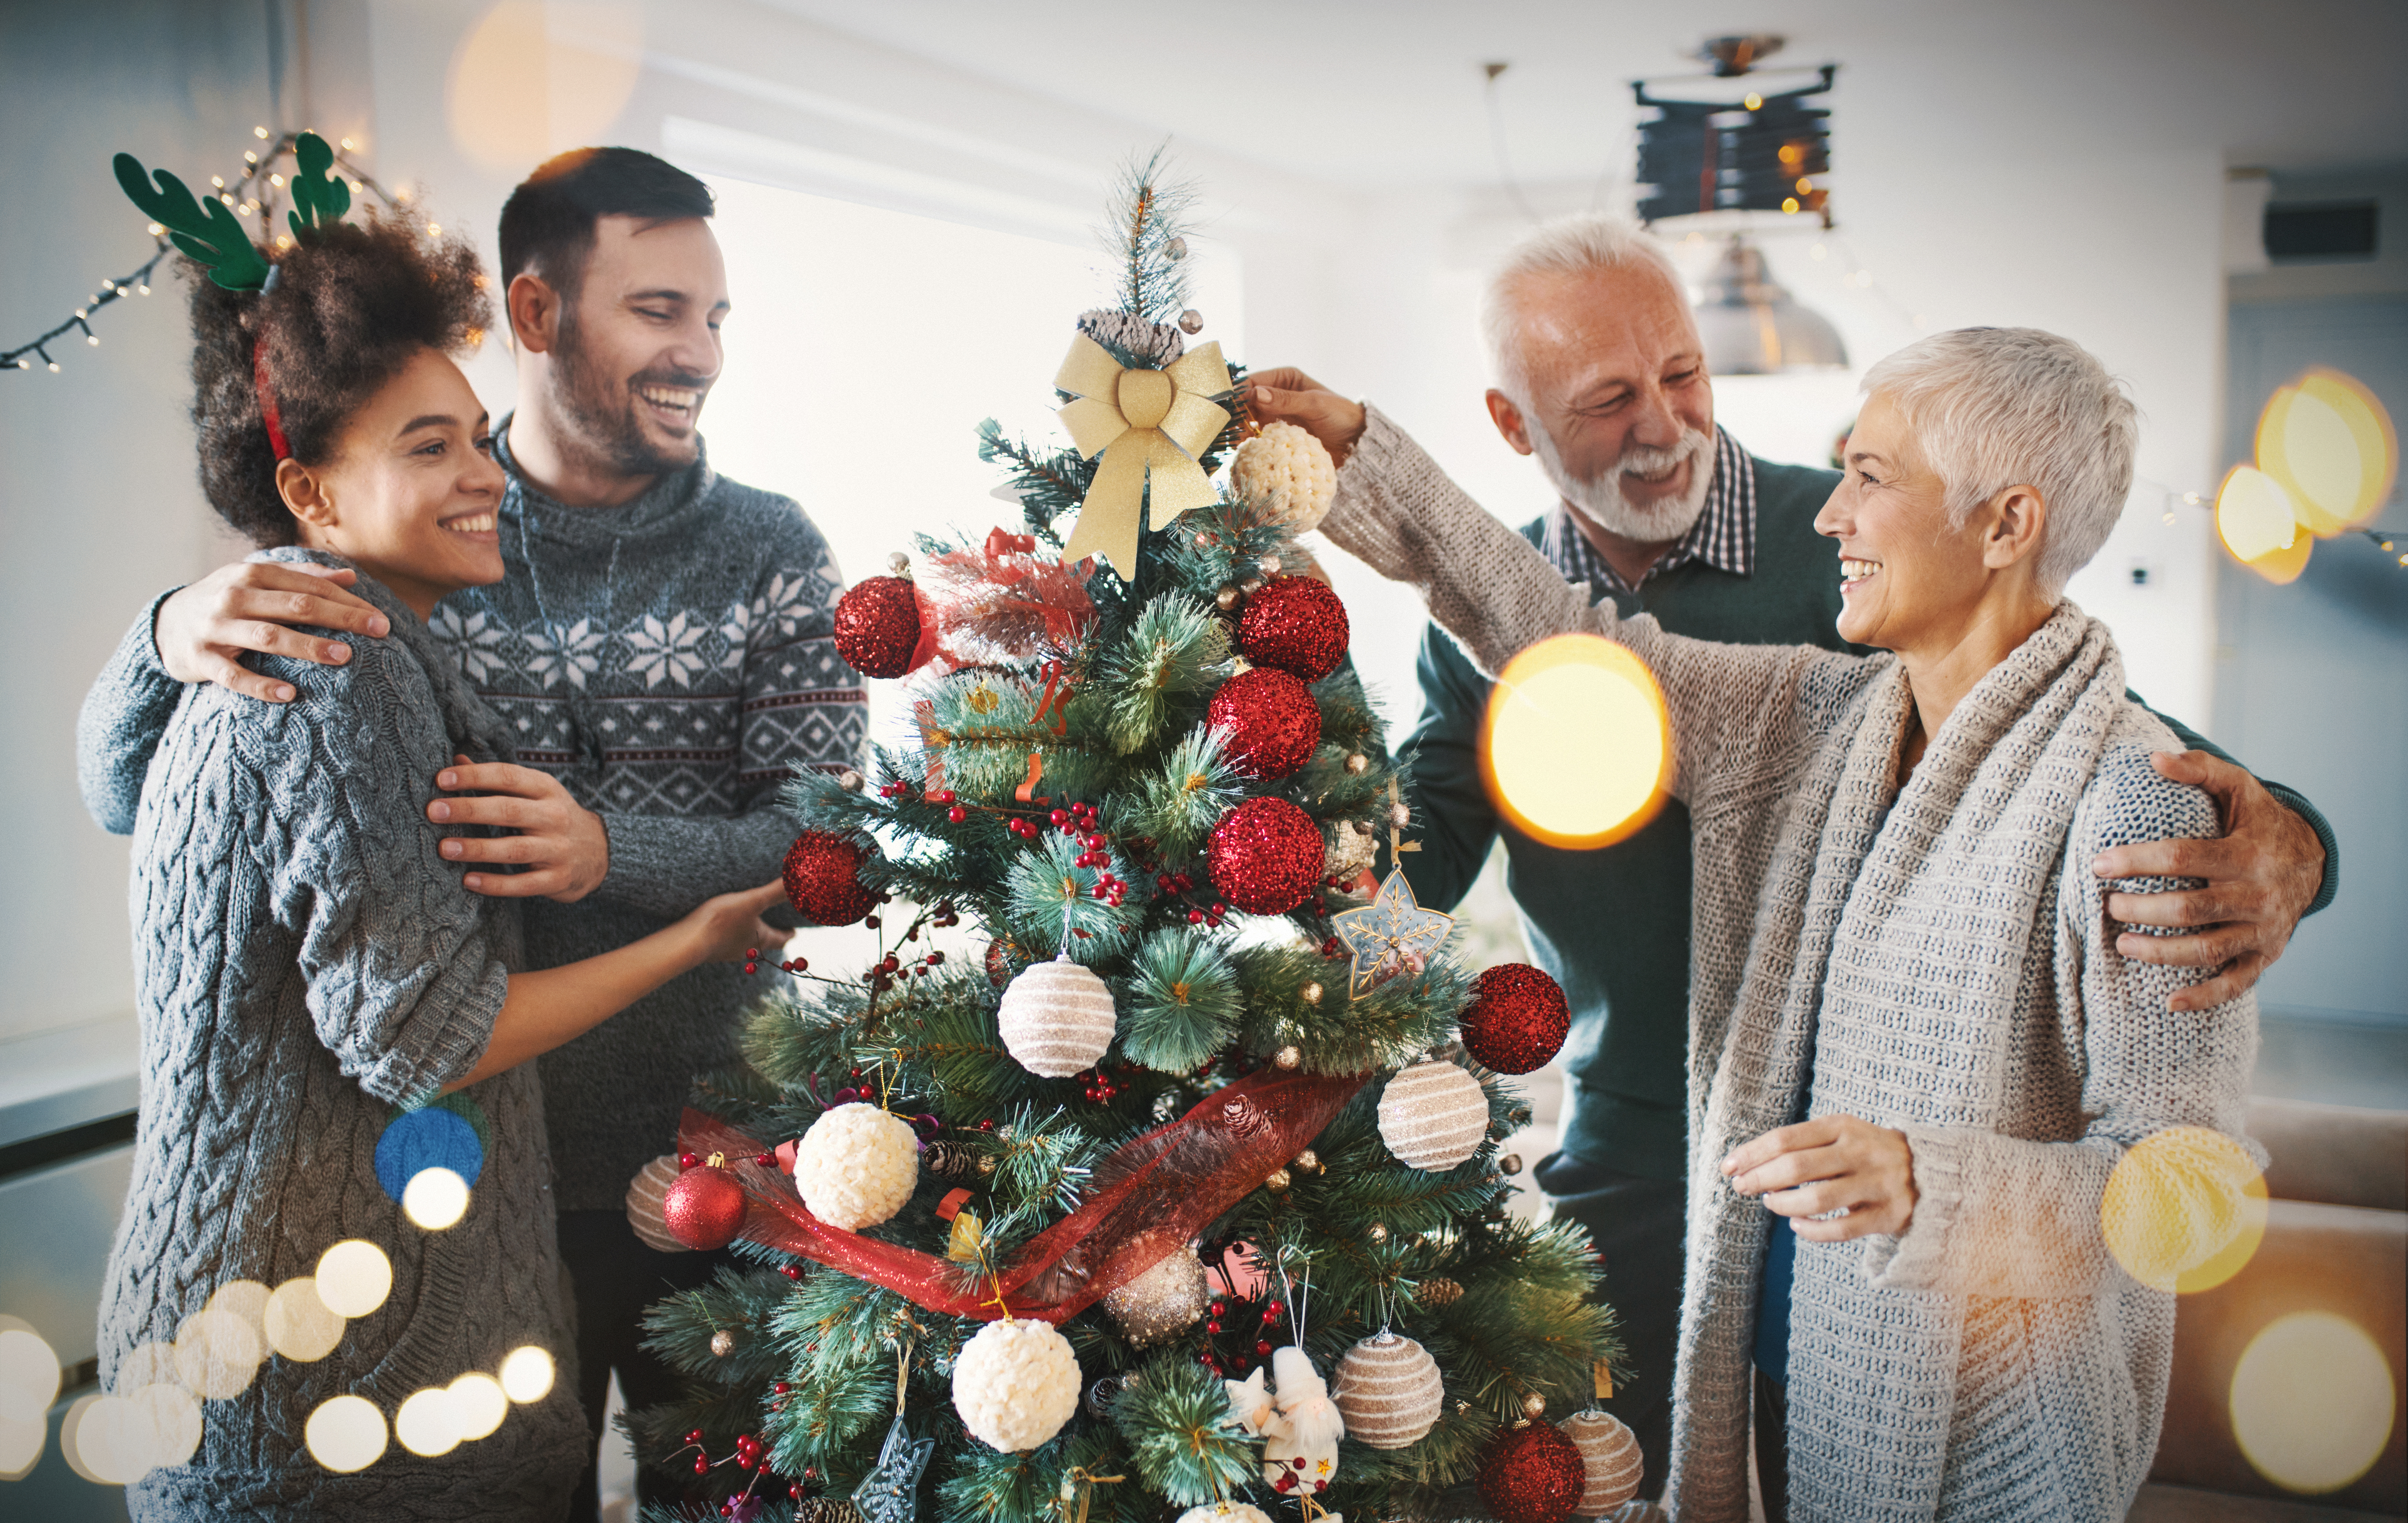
[1481,214,1683,402]
[1860,327,2138,598]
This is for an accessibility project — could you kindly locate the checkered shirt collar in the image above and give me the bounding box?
[1540,426,1756,594]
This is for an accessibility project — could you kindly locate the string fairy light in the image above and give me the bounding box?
[4,127,405,377]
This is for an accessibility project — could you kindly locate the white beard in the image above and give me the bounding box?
[1531,421,1715,543]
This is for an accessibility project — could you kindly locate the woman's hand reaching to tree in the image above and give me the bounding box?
[1722,1114,1919,1242]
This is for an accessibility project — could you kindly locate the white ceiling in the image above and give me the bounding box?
[752,0,2408,191]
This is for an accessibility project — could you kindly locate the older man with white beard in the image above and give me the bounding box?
[1252,214,2335,1505]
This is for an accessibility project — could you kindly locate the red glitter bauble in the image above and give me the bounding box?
[1477,1421,1587,1523]
[1236,575,1350,682]
[782,830,881,925]
[1459,963,1571,1075]
[1206,797,1326,915]
[832,576,928,679]
[1206,667,1322,779]
[661,1163,747,1251]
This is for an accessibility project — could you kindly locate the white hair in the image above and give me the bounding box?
[1860,327,2139,598]
[1481,214,1683,402]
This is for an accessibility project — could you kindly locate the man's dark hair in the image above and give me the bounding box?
[497,147,715,303]
[188,213,490,547]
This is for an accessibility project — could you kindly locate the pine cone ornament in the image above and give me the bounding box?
[1236,574,1349,682]
[794,1104,918,1229]
[1560,1409,1645,1514]
[1478,1420,1587,1523]
[782,831,881,926]
[1207,797,1326,914]
[1077,307,1184,367]
[1206,666,1321,779]
[1459,963,1571,1075]
[662,1157,748,1251]
[1101,1246,1210,1347]
[1332,1331,1443,1448]
[1230,421,1337,533]
[952,1318,1081,1451]
[1377,1058,1488,1171]
[624,1154,693,1253]
[996,955,1117,1078]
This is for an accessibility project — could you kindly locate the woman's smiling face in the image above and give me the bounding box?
[282,347,507,617]
[1812,391,1997,653]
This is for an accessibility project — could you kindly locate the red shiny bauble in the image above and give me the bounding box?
[1206,797,1326,915]
[1206,667,1322,779]
[1236,575,1350,682]
[782,830,881,925]
[832,575,928,679]
[661,1163,747,1251]
[1459,963,1571,1075]
[1477,1421,1587,1523]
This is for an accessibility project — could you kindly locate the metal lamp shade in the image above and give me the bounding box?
[1694,235,1847,374]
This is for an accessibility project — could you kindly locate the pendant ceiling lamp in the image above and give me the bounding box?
[1694,235,1847,375]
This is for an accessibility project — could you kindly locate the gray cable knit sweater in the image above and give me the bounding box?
[77,427,866,1209]
[91,549,585,1519]
[1319,411,2261,1522]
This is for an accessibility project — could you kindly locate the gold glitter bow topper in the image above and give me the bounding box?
[1054,334,1233,579]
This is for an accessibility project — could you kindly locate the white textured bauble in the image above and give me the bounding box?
[794,1104,918,1229]
[1560,1409,1644,1514]
[1101,1247,1211,1347]
[996,956,1117,1078]
[1377,1058,1488,1170]
[1175,1507,1272,1523]
[951,1318,1082,1451]
[623,1154,691,1253]
[1332,1331,1443,1448]
[1230,422,1338,534]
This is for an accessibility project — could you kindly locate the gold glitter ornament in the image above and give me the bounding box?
[1300,981,1324,1006]
[1367,1221,1388,1244]
[1292,1149,1321,1174]
[1101,1246,1211,1348]
[710,1328,736,1357]
[1272,1045,1302,1071]
[1522,1391,1547,1418]
[1263,1167,1292,1193]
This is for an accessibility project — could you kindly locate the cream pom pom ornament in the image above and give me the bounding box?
[793,1103,918,1229]
[996,954,1117,1079]
[1175,1507,1272,1523]
[1377,1057,1489,1171]
[1230,421,1337,533]
[1560,1409,1644,1514]
[951,1318,1082,1451]
[1332,1331,1443,1448]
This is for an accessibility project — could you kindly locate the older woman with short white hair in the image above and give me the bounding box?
[1311,326,2258,1522]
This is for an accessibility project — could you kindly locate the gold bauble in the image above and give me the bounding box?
[1367,1221,1388,1244]
[1272,1045,1302,1071]
[1521,1391,1547,1418]
[1292,1149,1321,1174]
[1300,981,1324,1006]
[1101,1248,1211,1349]
[1344,753,1369,775]
[710,1328,736,1358]
[1264,1167,1292,1193]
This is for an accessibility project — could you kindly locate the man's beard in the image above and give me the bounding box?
[547,309,706,480]
[1531,419,1715,543]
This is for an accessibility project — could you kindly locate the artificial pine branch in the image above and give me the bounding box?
[1109,1352,1258,1505]
[1102,144,1198,325]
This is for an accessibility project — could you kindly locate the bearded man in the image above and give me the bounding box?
[77,147,864,1521]
[1253,214,2335,1504]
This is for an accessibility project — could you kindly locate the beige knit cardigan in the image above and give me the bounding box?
[1319,409,2259,1522]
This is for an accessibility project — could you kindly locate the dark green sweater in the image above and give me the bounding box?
[1395,452,2337,1181]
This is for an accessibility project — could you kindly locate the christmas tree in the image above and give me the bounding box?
[628,156,1630,1523]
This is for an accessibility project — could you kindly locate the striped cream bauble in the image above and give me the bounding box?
[1377,1058,1487,1170]
[997,954,1117,1078]
[623,1154,691,1252]
[1332,1331,1443,1448]
[1560,1409,1644,1514]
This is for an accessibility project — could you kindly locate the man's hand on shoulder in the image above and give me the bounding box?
[2092,749,2326,1012]
[430,756,610,902]
[156,560,390,702]
[1248,367,1368,467]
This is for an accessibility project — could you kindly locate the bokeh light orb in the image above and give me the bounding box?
[395,1386,463,1457]
[498,1345,555,1404]
[0,1411,41,1480]
[448,1372,509,1441]
[66,1382,199,1485]
[2257,367,2397,536]
[0,1317,62,1424]
[173,1305,263,1400]
[2100,1126,2267,1292]
[1481,634,1671,849]
[116,1340,178,1391]
[402,1166,472,1231]
[315,1240,393,1319]
[264,1276,347,1363]
[2214,465,2312,585]
[446,0,642,173]
[305,1393,389,1473]
[2231,1311,2397,1495]
[206,1279,269,1335]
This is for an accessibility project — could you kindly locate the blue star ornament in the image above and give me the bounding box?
[1329,869,1455,998]
[851,1415,935,1523]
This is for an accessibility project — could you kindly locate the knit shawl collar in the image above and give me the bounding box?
[489,413,719,547]
[1667,600,2129,1522]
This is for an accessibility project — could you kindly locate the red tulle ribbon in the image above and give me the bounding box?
[679,1066,1366,1323]
[918,526,1097,668]
[252,339,291,460]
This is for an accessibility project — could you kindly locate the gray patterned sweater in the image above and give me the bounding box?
[1320,412,2261,1522]
[78,426,866,1209]
[93,549,586,1519]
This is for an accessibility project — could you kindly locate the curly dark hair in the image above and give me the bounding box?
[188,212,492,546]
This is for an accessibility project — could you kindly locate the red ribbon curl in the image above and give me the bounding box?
[679,1066,1365,1324]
